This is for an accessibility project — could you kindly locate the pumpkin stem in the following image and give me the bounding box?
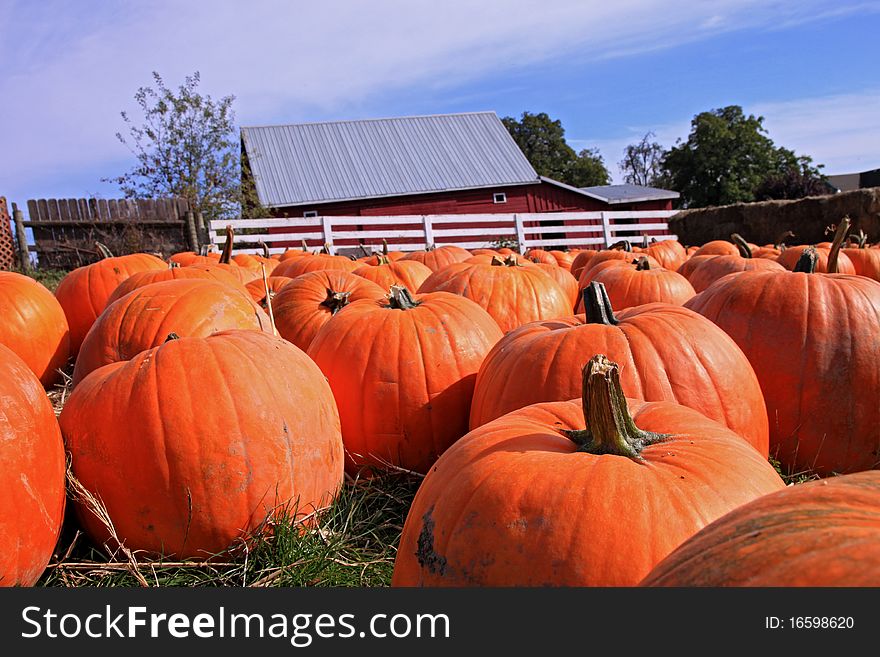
[95,242,114,259]
[219,225,234,264]
[387,285,420,310]
[376,255,390,265]
[258,241,270,259]
[608,239,632,252]
[490,254,522,267]
[827,216,851,274]
[642,234,650,248]
[382,239,389,255]
[581,282,619,326]
[301,240,309,252]
[730,233,752,259]
[774,230,795,249]
[358,244,370,257]
[165,333,180,342]
[793,246,819,273]
[320,288,352,315]
[634,256,651,271]
[563,355,669,460]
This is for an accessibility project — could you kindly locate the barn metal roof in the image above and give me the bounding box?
[579,183,680,204]
[241,112,540,208]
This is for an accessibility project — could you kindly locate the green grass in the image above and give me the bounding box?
[38,471,421,588]
[16,267,69,292]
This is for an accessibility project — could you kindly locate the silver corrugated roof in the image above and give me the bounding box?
[241,112,539,208]
[579,183,680,204]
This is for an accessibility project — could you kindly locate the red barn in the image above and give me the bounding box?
[240,112,678,250]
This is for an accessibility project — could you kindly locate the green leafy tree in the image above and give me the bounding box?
[619,132,664,186]
[658,106,825,207]
[105,71,258,221]
[502,111,609,187]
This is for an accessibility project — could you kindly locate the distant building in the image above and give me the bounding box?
[826,167,880,193]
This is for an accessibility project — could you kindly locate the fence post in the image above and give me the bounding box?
[513,214,526,253]
[601,211,613,249]
[12,203,30,272]
[195,211,207,244]
[421,215,435,248]
[320,215,335,255]
[184,211,199,251]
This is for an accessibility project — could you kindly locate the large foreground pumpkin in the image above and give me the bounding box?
[60,330,344,558]
[0,272,70,386]
[54,252,166,354]
[0,345,66,586]
[642,471,880,586]
[72,279,272,386]
[308,287,503,474]
[392,355,784,586]
[471,283,769,454]
[685,249,880,475]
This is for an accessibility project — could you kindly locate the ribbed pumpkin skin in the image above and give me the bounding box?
[392,397,784,587]
[245,276,295,306]
[0,272,70,386]
[687,256,786,292]
[686,271,880,475]
[524,249,558,265]
[645,239,687,271]
[692,240,740,257]
[169,252,221,266]
[535,263,579,309]
[73,280,272,386]
[353,260,433,291]
[54,253,167,354]
[307,291,503,474]
[570,249,598,280]
[469,304,769,453]
[418,261,571,333]
[641,471,880,586]
[399,245,472,272]
[0,345,66,586]
[272,270,385,352]
[273,254,359,278]
[586,261,696,309]
[106,264,246,305]
[60,330,344,558]
[676,254,716,280]
[776,245,856,273]
[843,248,880,281]
[232,254,280,275]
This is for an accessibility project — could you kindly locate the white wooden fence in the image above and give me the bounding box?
[208,211,678,255]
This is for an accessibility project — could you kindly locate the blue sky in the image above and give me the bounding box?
[2,0,879,216]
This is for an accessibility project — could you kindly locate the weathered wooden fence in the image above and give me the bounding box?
[0,198,15,270]
[12,197,200,268]
[208,211,678,255]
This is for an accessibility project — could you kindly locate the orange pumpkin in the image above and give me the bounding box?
[273,253,360,278]
[777,245,856,274]
[0,272,70,386]
[471,282,769,453]
[399,245,472,272]
[0,345,66,585]
[578,257,695,310]
[272,270,385,352]
[644,239,688,271]
[392,355,784,586]
[54,253,167,354]
[106,263,247,305]
[60,330,344,558]
[73,279,272,386]
[307,287,503,474]
[353,257,432,291]
[245,276,295,308]
[534,262,578,309]
[686,254,786,292]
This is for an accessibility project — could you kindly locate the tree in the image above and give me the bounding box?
[658,105,826,208]
[502,111,609,187]
[105,71,252,221]
[619,132,664,186]
[754,150,829,201]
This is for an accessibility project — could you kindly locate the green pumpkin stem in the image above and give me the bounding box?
[377,255,390,265]
[793,246,819,273]
[95,242,114,259]
[730,233,752,259]
[387,285,420,310]
[320,288,352,315]
[826,216,851,274]
[581,282,619,326]
[563,355,669,460]
[382,239,389,255]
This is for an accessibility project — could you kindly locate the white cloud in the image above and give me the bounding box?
[2,0,878,197]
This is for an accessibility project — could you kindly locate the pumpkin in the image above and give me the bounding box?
[691,240,741,257]
[359,240,406,265]
[418,255,571,333]
[106,263,247,305]
[169,251,221,266]
[399,245,472,272]
[392,354,784,586]
[578,257,695,310]
[471,282,769,453]
[273,253,360,277]
[73,279,272,386]
[676,254,717,280]
[777,245,856,274]
[524,249,558,265]
[534,262,579,309]
[548,250,575,270]
[245,275,295,308]
[307,286,503,474]
[0,345,66,586]
[60,330,344,558]
[644,239,688,271]
[232,253,280,276]
[843,231,880,281]
[686,255,786,292]
[0,272,70,386]
[54,252,167,354]
[353,257,432,291]
[685,246,880,475]
[272,270,385,352]
[641,471,880,586]
[570,249,598,280]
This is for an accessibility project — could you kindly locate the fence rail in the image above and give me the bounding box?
[208,211,678,255]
